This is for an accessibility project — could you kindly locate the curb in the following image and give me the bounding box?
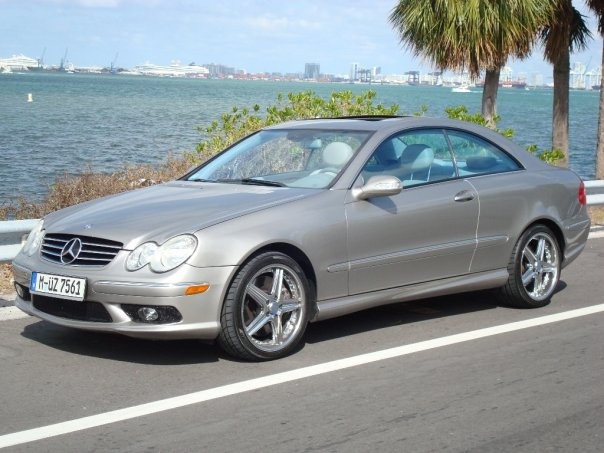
[0,306,28,321]
[590,224,604,238]
[0,294,28,321]
[0,293,16,308]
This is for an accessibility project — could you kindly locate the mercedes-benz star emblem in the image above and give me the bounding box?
[60,238,83,264]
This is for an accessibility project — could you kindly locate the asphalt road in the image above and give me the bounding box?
[1,237,603,452]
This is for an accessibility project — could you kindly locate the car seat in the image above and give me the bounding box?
[399,144,434,183]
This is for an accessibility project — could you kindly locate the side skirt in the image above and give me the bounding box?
[313,269,509,322]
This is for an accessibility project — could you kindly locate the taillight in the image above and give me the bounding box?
[578,180,587,205]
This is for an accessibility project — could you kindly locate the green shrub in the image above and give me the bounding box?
[525,144,565,164]
[444,105,514,138]
[190,90,399,163]
[445,106,563,164]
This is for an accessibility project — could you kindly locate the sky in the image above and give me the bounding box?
[1,0,602,78]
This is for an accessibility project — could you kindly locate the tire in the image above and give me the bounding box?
[217,251,311,361]
[498,224,561,308]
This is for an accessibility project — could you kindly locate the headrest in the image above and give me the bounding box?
[323,142,353,167]
[401,144,434,171]
[466,156,497,171]
[375,141,399,164]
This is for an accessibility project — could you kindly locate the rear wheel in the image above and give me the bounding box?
[498,225,561,308]
[217,252,310,361]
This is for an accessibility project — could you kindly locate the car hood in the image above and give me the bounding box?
[43,181,315,249]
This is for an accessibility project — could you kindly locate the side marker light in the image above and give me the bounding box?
[185,284,210,296]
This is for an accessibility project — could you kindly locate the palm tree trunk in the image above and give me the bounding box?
[552,47,570,167]
[481,68,500,129]
[596,45,604,180]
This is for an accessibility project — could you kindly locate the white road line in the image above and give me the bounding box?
[590,229,604,239]
[1,303,604,449]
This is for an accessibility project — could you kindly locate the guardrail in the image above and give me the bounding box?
[1,180,603,264]
[584,180,604,206]
[0,219,40,264]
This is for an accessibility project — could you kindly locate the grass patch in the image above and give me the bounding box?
[0,156,192,296]
[1,156,191,220]
[589,206,604,226]
[1,264,14,295]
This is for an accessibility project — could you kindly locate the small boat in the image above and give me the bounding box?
[452,85,471,93]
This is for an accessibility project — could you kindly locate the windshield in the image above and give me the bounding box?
[187,129,371,189]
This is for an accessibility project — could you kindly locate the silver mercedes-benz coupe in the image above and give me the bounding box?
[13,116,591,360]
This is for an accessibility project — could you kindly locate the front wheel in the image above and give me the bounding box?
[217,252,311,361]
[498,225,561,308]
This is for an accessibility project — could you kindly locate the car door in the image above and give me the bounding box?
[344,129,479,295]
[443,129,525,273]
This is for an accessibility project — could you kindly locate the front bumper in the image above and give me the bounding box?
[12,258,236,340]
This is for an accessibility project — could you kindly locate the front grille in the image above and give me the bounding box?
[41,234,123,266]
[33,295,112,322]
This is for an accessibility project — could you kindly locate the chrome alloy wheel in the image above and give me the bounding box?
[241,264,306,352]
[520,231,560,301]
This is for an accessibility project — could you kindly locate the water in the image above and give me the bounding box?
[0,72,599,205]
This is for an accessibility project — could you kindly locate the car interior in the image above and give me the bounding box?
[362,130,521,188]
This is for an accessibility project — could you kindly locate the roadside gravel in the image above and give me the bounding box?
[0,293,15,308]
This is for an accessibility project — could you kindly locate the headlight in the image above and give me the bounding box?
[22,220,45,256]
[125,242,158,271]
[126,234,197,273]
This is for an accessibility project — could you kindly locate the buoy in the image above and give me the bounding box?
[27,93,33,102]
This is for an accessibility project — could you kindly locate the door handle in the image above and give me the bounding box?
[454,190,475,202]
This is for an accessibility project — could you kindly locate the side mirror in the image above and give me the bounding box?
[352,175,403,201]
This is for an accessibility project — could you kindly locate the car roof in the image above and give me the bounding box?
[264,116,494,135]
[266,116,414,132]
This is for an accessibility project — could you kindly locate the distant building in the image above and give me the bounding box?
[586,66,602,89]
[529,72,545,87]
[350,62,359,82]
[304,63,320,80]
[204,63,237,78]
[570,62,587,89]
[501,66,513,82]
[424,71,442,86]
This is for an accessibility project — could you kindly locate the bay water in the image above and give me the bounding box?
[0,72,599,205]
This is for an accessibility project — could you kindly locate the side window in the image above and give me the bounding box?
[446,130,521,176]
[361,129,456,187]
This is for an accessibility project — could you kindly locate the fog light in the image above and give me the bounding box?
[15,283,25,298]
[138,307,159,322]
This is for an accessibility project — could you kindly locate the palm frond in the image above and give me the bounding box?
[541,1,592,63]
[585,0,604,34]
[390,0,555,77]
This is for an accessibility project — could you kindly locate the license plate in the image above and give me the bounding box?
[30,272,86,301]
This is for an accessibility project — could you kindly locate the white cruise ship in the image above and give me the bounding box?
[0,54,42,71]
[133,60,209,78]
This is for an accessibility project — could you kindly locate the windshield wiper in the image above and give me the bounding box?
[240,178,286,187]
[189,178,286,187]
[188,178,215,183]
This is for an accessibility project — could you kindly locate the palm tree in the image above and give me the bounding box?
[389,0,555,128]
[541,0,591,167]
[585,0,604,179]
